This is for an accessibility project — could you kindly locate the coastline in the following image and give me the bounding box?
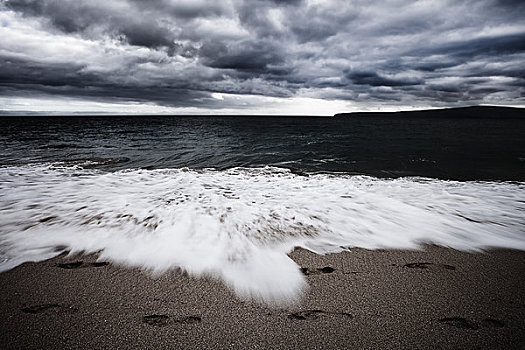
[1,246,524,349]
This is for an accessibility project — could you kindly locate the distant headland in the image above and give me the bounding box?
[334,105,524,118]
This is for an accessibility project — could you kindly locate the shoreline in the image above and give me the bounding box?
[1,246,524,349]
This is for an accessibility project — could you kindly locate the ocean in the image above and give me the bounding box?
[1,112,524,302]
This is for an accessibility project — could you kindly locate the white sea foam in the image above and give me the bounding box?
[1,165,524,303]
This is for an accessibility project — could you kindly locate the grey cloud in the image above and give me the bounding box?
[7,0,109,32]
[493,0,525,9]
[6,0,182,49]
[119,23,174,48]
[200,40,285,73]
[344,70,424,87]
[0,57,98,88]
[1,0,524,111]
[137,1,229,19]
[412,60,461,73]
[290,17,340,43]
[267,0,303,5]
[425,33,525,59]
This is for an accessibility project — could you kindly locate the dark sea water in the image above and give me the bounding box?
[1,113,524,303]
[1,114,524,180]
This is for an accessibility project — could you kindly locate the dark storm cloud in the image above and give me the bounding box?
[345,70,423,87]
[200,40,285,72]
[1,0,524,112]
[131,0,229,19]
[0,57,97,88]
[424,33,525,59]
[494,0,525,9]
[5,0,178,48]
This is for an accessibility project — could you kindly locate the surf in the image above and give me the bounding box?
[0,164,524,303]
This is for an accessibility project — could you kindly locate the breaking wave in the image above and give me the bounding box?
[1,165,524,303]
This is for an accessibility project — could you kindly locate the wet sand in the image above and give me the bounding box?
[1,246,524,349]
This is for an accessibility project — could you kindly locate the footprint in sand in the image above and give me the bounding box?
[91,262,109,267]
[142,314,202,326]
[57,261,109,269]
[300,266,335,275]
[403,262,456,270]
[288,310,353,321]
[22,303,78,314]
[143,314,169,326]
[288,310,324,320]
[57,261,83,269]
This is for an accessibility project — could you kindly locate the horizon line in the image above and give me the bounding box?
[1,104,524,118]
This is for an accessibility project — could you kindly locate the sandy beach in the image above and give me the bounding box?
[1,246,523,349]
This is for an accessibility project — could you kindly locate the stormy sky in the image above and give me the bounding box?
[1,0,524,115]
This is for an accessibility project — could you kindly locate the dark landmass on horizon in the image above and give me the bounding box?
[334,105,525,118]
